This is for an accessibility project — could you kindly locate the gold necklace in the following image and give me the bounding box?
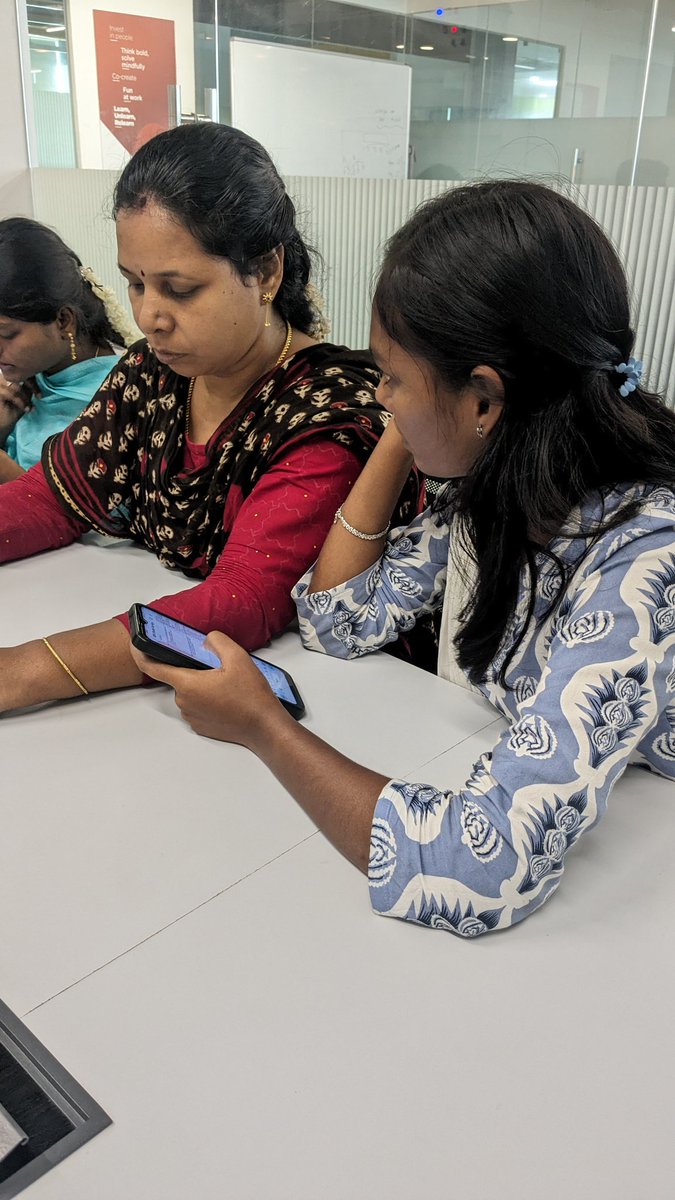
[185,376,196,434]
[274,320,293,369]
[185,321,293,435]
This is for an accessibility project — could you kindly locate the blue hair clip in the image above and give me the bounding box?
[615,357,643,397]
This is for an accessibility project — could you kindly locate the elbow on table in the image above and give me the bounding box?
[301,634,369,661]
[373,880,560,939]
[369,829,566,940]
[296,614,364,660]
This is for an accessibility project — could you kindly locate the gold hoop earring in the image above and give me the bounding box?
[261,292,274,328]
[476,422,484,439]
[67,332,77,362]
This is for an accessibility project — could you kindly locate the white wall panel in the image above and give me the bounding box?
[31,167,130,321]
[31,169,674,396]
[290,175,674,396]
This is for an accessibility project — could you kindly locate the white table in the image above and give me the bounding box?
[2,543,674,1199]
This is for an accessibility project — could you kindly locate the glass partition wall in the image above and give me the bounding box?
[15,1,673,392]
[18,0,675,183]
[194,0,675,186]
[25,0,76,166]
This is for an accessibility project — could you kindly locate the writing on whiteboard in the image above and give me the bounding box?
[230,39,411,179]
[374,108,404,130]
[342,131,405,179]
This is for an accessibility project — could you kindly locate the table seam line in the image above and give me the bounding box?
[402,715,503,775]
[22,715,502,1017]
[23,829,320,1017]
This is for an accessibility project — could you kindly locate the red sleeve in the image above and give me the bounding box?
[116,439,363,650]
[0,463,86,563]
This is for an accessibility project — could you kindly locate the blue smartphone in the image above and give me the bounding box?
[128,604,305,719]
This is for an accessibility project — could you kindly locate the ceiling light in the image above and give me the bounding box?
[419,45,434,51]
[502,36,518,43]
[396,43,405,49]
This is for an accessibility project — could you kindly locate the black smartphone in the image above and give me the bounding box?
[128,604,305,719]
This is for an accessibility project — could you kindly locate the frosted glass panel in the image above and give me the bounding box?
[33,91,76,168]
[26,0,76,167]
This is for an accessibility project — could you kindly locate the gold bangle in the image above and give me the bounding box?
[42,637,89,696]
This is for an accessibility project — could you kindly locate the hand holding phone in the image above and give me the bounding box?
[128,604,305,719]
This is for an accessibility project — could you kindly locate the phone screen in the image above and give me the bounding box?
[138,606,300,707]
[249,654,298,707]
[140,605,221,668]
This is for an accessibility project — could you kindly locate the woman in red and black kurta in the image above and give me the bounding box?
[0,124,417,714]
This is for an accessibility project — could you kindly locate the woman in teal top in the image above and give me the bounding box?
[0,218,136,482]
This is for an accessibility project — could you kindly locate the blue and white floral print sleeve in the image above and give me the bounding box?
[293,506,450,656]
[294,487,675,937]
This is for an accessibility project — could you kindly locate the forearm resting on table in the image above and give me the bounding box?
[308,425,413,594]
[3,618,142,710]
[250,706,388,873]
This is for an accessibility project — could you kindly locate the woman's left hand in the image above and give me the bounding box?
[0,376,33,442]
[130,630,289,746]
[134,630,386,876]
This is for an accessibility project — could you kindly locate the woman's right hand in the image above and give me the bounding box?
[351,413,414,500]
[306,412,415,595]
[375,412,414,470]
[0,376,34,443]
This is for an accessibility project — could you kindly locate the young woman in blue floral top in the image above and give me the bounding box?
[133,181,675,939]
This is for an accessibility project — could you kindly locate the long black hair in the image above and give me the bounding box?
[0,217,123,346]
[113,123,317,335]
[374,179,675,686]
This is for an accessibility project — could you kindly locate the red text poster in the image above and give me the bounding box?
[93,11,176,157]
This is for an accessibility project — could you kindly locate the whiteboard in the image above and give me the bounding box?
[230,39,411,179]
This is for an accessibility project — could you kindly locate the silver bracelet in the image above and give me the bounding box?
[333,505,389,542]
